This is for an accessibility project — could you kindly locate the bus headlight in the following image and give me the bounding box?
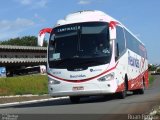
[48,77,61,84]
[98,72,115,82]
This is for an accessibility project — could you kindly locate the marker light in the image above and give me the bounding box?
[98,72,115,82]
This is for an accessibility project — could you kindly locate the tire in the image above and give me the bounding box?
[103,94,112,100]
[133,79,145,95]
[133,90,139,95]
[138,80,145,94]
[70,96,80,103]
[117,82,127,99]
[118,90,126,99]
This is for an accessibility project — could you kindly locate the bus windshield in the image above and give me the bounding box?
[48,22,111,70]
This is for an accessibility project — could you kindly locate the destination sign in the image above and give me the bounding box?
[56,26,80,33]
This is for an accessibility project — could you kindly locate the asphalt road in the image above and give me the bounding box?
[0,75,160,120]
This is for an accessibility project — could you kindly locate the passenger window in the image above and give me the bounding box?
[116,26,126,56]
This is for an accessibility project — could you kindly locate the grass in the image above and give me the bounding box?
[149,75,155,85]
[0,73,156,96]
[0,74,48,96]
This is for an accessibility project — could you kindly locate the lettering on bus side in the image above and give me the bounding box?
[128,51,139,68]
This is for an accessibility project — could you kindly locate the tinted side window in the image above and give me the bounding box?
[125,30,134,51]
[116,26,126,56]
[139,43,147,59]
[125,29,147,58]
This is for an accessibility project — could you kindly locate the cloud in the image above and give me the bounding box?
[78,0,91,5]
[0,18,34,40]
[34,13,46,22]
[34,0,47,8]
[15,0,48,8]
[77,0,106,5]
[19,0,32,5]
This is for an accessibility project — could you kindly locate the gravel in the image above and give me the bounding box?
[145,105,160,120]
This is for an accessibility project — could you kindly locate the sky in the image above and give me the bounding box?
[0,0,160,64]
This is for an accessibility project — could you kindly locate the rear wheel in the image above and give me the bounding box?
[70,96,80,103]
[133,78,145,94]
[138,79,145,94]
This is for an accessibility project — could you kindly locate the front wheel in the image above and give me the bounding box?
[70,96,80,103]
[117,90,126,99]
[117,82,127,99]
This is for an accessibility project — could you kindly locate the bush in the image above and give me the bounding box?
[157,68,160,73]
[149,75,155,85]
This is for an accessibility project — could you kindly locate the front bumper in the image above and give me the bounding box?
[48,82,117,97]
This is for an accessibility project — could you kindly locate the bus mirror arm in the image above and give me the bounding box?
[109,28,116,40]
[38,28,52,46]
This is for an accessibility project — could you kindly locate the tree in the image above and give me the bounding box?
[0,36,47,47]
[148,64,157,71]
[157,68,160,73]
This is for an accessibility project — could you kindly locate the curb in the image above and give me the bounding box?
[0,96,69,108]
[0,94,48,98]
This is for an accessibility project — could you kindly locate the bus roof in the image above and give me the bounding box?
[55,10,145,46]
[56,10,117,26]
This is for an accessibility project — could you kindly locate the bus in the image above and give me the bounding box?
[38,10,148,103]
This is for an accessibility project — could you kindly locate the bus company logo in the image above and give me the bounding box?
[90,69,102,72]
[128,54,139,68]
[70,74,86,78]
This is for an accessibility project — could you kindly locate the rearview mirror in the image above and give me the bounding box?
[109,21,118,40]
[38,28,52,46]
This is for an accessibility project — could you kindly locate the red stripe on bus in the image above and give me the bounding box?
[116,69,149,92]
[47,62,118,83]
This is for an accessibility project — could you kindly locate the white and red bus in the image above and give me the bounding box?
[38,10,148,103]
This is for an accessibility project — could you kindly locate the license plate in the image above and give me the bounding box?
[72,86,84,91]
